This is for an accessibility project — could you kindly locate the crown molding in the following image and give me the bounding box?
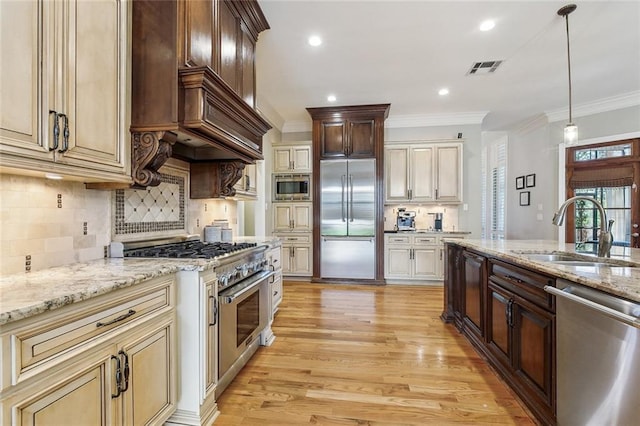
[255,96,285,131]
[385,111,488,128]
[281,111,488,134]
[545,91,640,122]
[512,113,549,136]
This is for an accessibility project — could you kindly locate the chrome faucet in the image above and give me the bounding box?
[552,196,614,258]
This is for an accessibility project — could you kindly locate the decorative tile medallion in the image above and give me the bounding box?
[114,173,185,235]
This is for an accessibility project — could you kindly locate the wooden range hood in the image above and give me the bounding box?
[128,0,271,196]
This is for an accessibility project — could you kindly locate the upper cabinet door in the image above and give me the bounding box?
[241,28,255,107]
[0,0,50,159]
[348,119,375,158]
[410,147,435,202]
[385,147,409,202]
[59,0,128,174]
[273,146,312,172]
[435,145,461,202]
[320,121,346,159]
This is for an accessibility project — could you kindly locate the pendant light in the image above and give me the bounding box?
[558,4,578,145]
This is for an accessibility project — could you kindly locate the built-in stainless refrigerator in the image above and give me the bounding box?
[320,159,376,279]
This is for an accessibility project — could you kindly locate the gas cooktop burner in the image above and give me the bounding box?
[124,241,258,259]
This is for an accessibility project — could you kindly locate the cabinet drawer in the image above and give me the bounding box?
[277,234,311,243]
[413,236,438,245]
[270,247,282,269]
[386,235,410,244]
[13,277,173,376]
[489,260,555,311]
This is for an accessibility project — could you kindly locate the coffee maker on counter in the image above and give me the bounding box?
[429,212,444,231]
[396,208,416,231]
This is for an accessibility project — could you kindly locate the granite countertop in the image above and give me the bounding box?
[0,258,217,325]
[384,230,472,235]
[446,239,640,303]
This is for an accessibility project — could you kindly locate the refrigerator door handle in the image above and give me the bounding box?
[341,174,346,222]
[349,174,354,222]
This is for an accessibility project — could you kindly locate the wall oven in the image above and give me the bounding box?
[273,173,311,201]
[217,268,274,396]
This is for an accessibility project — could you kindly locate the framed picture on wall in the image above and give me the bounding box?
[520,191,530,206]
[516,176,525,190]
[526,174,536,188]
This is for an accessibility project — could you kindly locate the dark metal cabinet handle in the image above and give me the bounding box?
[120,350,130,393]
[507,299,515,327]
[49,110,60,151]
[504,274,524,284]
[111,355,122,398]
[96,309,136,328]
[58,113,69,153]
[209,295,218,326]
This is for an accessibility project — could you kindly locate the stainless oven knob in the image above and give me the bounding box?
[219,274,229,287]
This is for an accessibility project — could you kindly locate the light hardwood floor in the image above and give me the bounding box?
[215,281,535,425]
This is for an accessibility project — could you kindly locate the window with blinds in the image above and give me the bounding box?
[482,139,507,239]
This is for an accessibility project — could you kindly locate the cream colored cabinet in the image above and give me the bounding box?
[276,234,312,277]
[0,275,177,425]
[273,145,312,173]
[385,143,462,203]
[169,269,219,425]
[233,163,258,198]
[0,0,130,183]
[273,203,312,232]
[384,234,439,281]
[268,245,284,315]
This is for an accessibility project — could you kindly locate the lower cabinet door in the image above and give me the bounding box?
[412,247,438,278]
[385,247,411,278]
[462,251,485,340]
[120,321,175,426]
[10,359,111,426]
[512,296,555,408]
[486,281,512,369]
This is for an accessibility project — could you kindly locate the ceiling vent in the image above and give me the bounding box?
[467,60,503,75]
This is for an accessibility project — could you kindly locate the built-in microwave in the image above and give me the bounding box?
[273,173,311,201]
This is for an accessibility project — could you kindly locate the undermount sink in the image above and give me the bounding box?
[515,251,639,268]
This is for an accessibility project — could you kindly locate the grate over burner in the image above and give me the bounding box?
[124,241,258,259]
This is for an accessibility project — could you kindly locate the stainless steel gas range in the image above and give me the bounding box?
[123,237,274,414]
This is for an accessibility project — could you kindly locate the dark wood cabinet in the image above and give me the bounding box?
[441,243,463,326]
[318,118,375,159]
[129,0,270,189]
[442,245,557,426]
[308,105,386,160]
[462,250,486,344]
[307,104,390,283]
[486,260,556,425]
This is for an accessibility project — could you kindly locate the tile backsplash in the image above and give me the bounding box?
[384,205,460,231]
[0,174,111,275]
[113,167,187,241]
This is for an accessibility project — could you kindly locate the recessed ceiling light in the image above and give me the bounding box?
[327,94,337,102]
[479,20,495,32]
[308,35,322,47]
[44,173,63,180]
[438,88,449,96]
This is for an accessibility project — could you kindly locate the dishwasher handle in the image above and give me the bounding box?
[544,285,640,328]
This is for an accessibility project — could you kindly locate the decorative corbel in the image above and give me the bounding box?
[131,131,178,188]
[218,161,246,197]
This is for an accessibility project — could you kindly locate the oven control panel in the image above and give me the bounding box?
[216,248,268,291]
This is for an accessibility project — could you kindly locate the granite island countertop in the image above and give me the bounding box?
[444,239,640,303]
[0,257,218,325]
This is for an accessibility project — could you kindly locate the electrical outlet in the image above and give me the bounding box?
[83,222,88,235]
[204,204,208,212]
[197,219,200,227]
[57,194,62,208]
[25,255,31,272]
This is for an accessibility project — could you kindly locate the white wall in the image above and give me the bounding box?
[505,105,640,240]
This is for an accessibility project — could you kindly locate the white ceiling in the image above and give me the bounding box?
[255,0,640,132]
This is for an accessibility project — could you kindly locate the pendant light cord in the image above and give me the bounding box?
[564,14,573,123]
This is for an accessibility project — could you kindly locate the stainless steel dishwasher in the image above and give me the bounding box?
[545,280,640,425]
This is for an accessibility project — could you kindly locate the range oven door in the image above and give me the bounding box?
[218,270,274,379]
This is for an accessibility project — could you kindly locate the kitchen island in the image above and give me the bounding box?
[441,239,640,426]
